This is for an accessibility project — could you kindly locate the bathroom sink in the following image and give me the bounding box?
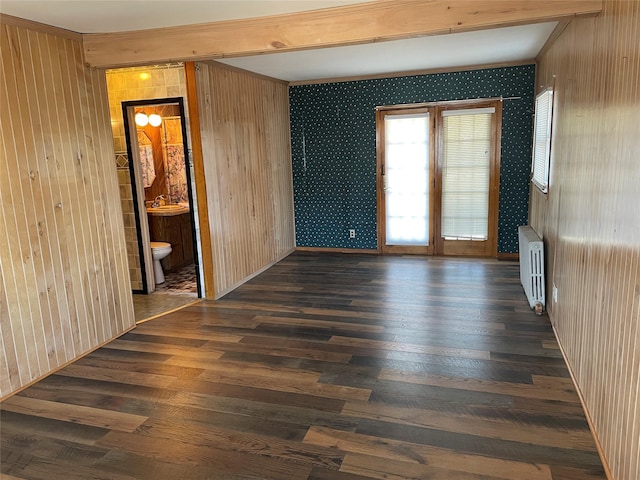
[154,204,182,210]
[146,204,190,216]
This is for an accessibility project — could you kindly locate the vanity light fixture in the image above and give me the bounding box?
[135,112,149,127]
[135,112,162,127]
[148,113,162,127]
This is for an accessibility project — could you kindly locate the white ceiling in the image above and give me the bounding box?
[218,23,556,82]
[0,0,374,33]
[0,1,554,82]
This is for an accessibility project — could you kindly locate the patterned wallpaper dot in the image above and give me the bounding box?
[289,65,535,253]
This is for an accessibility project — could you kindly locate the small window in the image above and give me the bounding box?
[531,89,553,193]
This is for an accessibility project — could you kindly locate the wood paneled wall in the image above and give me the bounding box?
[194,62,295,298]
[531,1,640,479]
[0,19,135,398]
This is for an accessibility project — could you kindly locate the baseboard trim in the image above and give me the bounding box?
[295,246,379,255]
[297,248,520,259]
[549,312,613,480]
[0,323,137,402]
[213,248,295,299]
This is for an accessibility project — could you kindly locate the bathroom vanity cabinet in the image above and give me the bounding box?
[147,212,194,272]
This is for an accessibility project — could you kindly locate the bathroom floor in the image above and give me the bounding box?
[132,293,199,323]
[155,263,198,295]
[132,264,199,322]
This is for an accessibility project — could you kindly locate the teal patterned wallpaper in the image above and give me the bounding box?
[289,65,535,253]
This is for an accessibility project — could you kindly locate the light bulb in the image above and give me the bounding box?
[148,114,162,127]
[135,112,149,127]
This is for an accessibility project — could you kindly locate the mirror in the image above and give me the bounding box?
[137,131,155,188]
[131,103,185,203]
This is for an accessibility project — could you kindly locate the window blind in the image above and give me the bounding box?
[531,90,553,193]
[441,109,493,240]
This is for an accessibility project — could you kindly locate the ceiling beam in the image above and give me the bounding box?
[83,0,602,68]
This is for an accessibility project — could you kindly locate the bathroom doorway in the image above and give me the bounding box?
[122,97,202,301]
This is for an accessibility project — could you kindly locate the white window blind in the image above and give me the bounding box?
[441,108,494,241]
[531,89,553,193]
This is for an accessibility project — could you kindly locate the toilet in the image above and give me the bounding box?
[150,241,172,284]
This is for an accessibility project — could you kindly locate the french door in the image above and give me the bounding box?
[377,100,501,257]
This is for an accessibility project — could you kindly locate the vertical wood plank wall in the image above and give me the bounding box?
[194,62,295,297]
[0,19,135,398]
[531,1,640,479]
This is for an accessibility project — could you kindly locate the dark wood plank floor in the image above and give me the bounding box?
[1,253,606,480]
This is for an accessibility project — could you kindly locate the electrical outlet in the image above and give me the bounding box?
[349,229,356,239]
[552,284,558,303]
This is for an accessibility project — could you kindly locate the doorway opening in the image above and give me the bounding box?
[376,99,502,257]
[122,97,202,304]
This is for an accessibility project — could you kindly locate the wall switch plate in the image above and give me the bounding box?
[349,229,356,239]
[552,284,558,303]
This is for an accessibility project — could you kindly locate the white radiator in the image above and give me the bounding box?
[518,226,545,314]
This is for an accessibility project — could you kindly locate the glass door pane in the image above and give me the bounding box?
[384,113,430,246]
[440,108,493,241]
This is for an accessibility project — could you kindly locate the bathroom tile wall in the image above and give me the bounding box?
[106,64,190,291]
[115,153,138,287]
